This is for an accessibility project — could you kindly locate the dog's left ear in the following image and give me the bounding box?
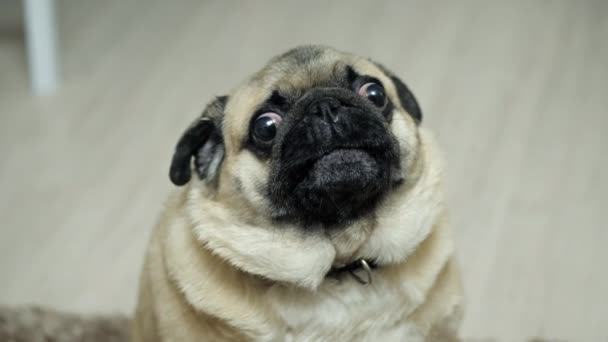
[374,63,423,124]
[169,96,228,186]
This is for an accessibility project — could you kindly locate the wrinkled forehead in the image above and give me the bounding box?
[223,48,398,151]
[258,50,354,94]
[257,48,392,94]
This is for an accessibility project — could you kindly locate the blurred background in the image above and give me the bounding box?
[1,0,607,340]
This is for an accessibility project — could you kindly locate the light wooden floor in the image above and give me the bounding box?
[1,1,607,340]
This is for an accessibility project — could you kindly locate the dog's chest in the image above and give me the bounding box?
[266,278,423,342]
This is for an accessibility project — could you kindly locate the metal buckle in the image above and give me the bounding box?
[349,258,373,285]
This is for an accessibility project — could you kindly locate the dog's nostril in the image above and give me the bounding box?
[310,98,341,122]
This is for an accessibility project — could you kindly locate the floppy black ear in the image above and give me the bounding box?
[388,74,422,124]
[374,63,423,124]
[169,96,228,186]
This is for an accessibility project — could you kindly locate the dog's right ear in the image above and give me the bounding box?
[169,96,228,186]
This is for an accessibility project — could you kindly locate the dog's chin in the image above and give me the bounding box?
[302,149,379,192]
[284,149,392,227]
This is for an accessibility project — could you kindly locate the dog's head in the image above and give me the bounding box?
[168,46,444,289]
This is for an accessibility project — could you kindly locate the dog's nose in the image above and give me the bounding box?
[309,98,341,122]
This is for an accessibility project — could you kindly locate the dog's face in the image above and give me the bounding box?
[168,46,441,288]
[170,46,422,228]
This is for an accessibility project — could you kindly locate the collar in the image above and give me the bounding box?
[326,258,378,285]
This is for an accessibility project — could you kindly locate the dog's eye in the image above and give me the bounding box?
[358,82,387,109]
[252,112,282,143]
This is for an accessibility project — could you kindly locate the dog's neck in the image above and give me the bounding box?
[187,129,444,291]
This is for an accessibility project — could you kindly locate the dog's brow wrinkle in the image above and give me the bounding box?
[269,91,286,106]
[345,65,359,84]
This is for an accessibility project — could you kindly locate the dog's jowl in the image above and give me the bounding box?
[133,45,463,342]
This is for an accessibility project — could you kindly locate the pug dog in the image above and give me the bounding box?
[131,45,463,342]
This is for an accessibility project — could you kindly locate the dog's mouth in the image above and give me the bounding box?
[270,145,398,227]
[301,149,380,193]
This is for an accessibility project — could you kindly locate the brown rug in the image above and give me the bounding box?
[0,306,566,342]
[0,306,129,342]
